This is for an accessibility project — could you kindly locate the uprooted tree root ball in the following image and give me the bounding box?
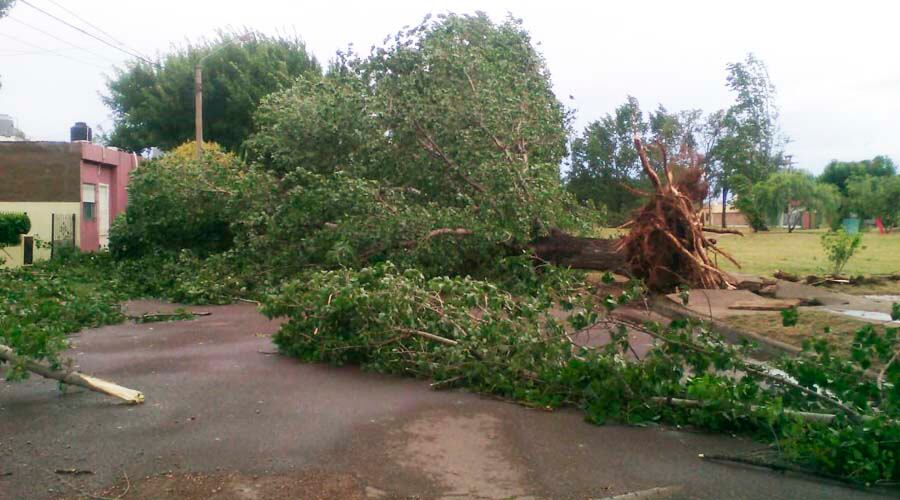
[618,138,741,291]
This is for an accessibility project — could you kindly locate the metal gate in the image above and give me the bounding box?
[50,213,76,259]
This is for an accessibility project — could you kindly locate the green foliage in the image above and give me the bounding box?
[238,13,591,280]
[109,141,275,259]
[0,212,30,247]
[565,96,648,223]
[264,262,900,484]
[0,254,123,379]
[819,156,896,195]
[892,303,899,322]
[821,229,863,276]
[565,99,703,224]
[749,171,840,232]
[846,174,900,229]
[708,54,787,227]
[730,174,769,232]
[781,306,798,327]
[103,31,321,152]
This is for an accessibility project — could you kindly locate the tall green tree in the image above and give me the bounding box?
[103,32,321,152]
[708,54,787,228]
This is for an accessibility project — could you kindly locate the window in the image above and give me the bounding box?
[82,183,96,220]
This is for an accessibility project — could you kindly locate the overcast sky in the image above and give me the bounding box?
[1,0,897,172]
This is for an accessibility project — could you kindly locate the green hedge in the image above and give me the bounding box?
[0,213,30,246]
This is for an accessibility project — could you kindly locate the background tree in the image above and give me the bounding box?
[708,53,787,228]
[103,32,321,152]
[818,156,896,195]
[565,96,647,223]
[846,174,900,229]
[750,171,839,232]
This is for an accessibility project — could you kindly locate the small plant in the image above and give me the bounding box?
[781,306,798,327]
[892,303,899,322]
[820,229,863,276]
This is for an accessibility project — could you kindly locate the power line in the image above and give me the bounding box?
[18,0,154,64]
[8,15,120,64]
[0,32,107,69]
[40,0,151,62]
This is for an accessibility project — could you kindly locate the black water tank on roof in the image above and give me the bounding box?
[70,122,92,142]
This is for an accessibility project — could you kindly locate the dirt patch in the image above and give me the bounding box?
[722,310,888,352]
[56,470,380,500]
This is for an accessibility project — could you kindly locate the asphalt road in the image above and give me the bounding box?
[0,301,891,499]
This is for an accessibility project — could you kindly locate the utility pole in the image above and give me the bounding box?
[194,64,203,160]
[193,33,254,161]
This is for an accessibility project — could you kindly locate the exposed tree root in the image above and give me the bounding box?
[616,138,738,291]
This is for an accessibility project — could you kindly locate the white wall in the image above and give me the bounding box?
[0,202,80,268]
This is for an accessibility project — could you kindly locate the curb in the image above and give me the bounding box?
[648,295,802,360]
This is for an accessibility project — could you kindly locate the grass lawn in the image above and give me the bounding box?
[713,228,900,278]
[723,310,887,353]
[595,226,900,293]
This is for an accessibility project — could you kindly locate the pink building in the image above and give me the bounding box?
[78,143,137,250]
[0,133,137,266]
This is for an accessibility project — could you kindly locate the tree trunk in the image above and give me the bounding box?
[531,228,626,272]
[721,185,729,228]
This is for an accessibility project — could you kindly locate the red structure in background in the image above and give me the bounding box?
[79,143,138,251]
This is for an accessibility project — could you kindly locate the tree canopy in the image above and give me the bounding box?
[103,32,321,152]
[707,54,787,229]
[819,156,896,195]
[750,171,839,232]
[116,13,589,287]
[846,174,900,228]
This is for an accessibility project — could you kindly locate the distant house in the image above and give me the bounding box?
[0,126,137,267]
[777,200,819,231]
[699,203,749,227]
[699,201,820,230]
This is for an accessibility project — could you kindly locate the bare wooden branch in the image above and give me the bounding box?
[651,397,858,424]
[634,137,661,189]
[702,227,744,236]
[0,345,144,404]
[392,327,459,346]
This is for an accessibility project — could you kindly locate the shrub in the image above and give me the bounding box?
[0,212,30,246]
[109,141,275,259]
[820,229,863,276]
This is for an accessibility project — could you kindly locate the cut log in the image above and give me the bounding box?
[0,344,144,404]
[531,228,627,272]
